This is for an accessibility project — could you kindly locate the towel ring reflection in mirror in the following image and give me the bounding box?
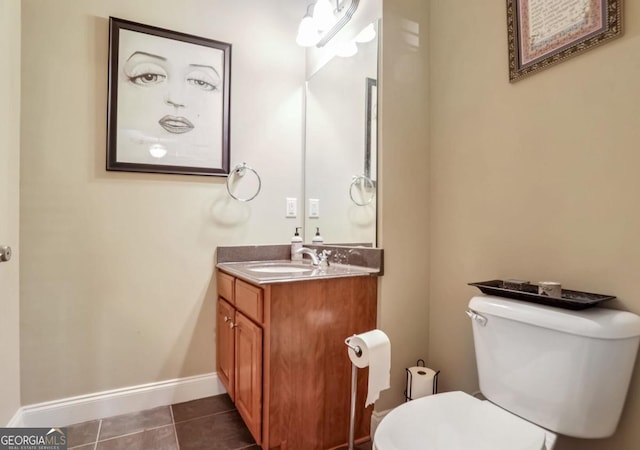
[349,175,375,206]
[226,162,262,202]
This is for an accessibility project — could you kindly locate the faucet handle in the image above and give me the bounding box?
[319,250,332,266]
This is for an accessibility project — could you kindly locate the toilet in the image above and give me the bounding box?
[374,295,640,450]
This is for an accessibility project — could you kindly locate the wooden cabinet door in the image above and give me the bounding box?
[235,311,263,445]
[216,298,235,401]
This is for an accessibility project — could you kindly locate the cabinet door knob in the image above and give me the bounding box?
[224,316,231,323]
[229,322,238,329]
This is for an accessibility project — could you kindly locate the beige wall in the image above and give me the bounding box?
[0,0,21,425]
[20,0,305,404]
[428,1,640,449]
[376,0,431,410]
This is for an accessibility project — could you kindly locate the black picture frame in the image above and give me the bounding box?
[364,77,377,183]
[107,17,231,176]
[507,0,623,82]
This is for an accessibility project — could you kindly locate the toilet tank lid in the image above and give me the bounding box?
[470,296,640,339]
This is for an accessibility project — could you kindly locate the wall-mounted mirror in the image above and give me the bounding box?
[303,20,379,245]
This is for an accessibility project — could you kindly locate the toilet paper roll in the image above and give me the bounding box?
[407,366,437,400]
[347,329,391,406]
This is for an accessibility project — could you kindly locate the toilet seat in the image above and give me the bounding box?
[373,391,550,450]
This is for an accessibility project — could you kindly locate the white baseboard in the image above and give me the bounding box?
[7,409,24,427]
[17,372,225,427]
[371,408,393,439]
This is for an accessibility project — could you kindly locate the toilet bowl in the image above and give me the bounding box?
[373,391,556,450]
[373,295,640,449]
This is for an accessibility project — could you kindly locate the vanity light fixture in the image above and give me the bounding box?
[296,7,320,47]
[336,41,358,58]
[313,0,336,32]
[354,23,376,43]
[335,23,376,58]
[296,0,360,48]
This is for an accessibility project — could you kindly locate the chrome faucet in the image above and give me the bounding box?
[295,247,320,266]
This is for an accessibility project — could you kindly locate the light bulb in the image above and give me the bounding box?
[355,23,376,43]
[336,41,358,58]
[296,16,319,47]
[313,0,335,32]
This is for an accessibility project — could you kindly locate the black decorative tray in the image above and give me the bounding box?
[468,280,616,310]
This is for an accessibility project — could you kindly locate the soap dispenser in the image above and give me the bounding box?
[312,227,324,245]
[291,227,303,261]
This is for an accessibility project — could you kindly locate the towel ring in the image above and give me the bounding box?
[226,162,262,202]
[349,175,376,206]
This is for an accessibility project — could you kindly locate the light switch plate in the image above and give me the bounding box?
[309,198,320,218]
[286,197,297,218]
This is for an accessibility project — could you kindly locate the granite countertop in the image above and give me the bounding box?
[217,260,380,285]
[216,244,383,285]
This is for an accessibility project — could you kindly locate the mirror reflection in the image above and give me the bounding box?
[304,21,379,245]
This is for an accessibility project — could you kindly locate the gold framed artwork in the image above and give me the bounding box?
[507,0,623,82]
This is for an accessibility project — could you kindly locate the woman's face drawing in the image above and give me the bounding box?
[117,30,224,167]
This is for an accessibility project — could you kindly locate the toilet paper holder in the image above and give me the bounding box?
[405,359,440,402]
[344,337,363,358]
[343,337,361,450]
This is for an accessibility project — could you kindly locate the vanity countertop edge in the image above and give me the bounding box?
[216,244,383,285]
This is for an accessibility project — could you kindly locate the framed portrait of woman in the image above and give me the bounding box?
[107,17,231,176]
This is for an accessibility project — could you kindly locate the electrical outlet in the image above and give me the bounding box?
[286,197,297,218]
[309,198,320,218]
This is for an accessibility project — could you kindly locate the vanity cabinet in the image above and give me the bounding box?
[234,310,263,441]
[216,272,263,442]
[216,297,236,400]
[216,269,377,450]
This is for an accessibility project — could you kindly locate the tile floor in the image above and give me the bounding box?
[66,394,259,450]
[66,393,373,450]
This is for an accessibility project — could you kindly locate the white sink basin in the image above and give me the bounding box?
[247,264,314,274]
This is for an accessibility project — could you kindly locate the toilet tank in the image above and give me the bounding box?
[468,295,640,439]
